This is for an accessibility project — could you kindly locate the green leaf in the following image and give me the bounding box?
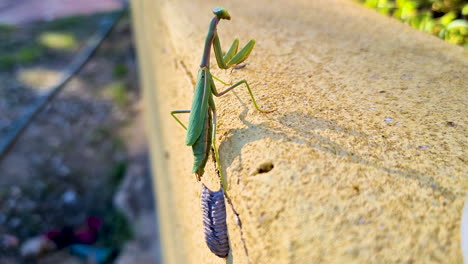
[39,32,77,50]
[439,11,456,26]
[462,4,468,16]
[446,19,468,30]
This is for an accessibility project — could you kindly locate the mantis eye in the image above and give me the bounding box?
[213,7,231,20]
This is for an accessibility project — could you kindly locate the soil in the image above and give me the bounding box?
[0,9,156,264]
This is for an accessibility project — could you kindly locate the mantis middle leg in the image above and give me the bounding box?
[170,110,190,130]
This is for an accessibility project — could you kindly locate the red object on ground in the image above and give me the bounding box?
[44,216,103,248]
[74,216,103,244]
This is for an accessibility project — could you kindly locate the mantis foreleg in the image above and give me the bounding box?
[213,36,239,69]
[213,34,255,69]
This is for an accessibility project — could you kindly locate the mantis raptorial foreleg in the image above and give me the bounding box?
[213,34,255,69]
[211,33,273,113]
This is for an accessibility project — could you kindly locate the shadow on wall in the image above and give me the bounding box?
[218,92,456,201]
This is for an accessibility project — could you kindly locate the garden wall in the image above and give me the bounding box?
[131,0,467,263]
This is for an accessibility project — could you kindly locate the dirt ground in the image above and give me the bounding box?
[0,8,157,264]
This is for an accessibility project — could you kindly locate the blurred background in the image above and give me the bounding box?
[0,0,465,263]
[0,0,158,263]
[358,0,467,47]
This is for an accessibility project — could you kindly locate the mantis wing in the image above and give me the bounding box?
[185,69,210,146]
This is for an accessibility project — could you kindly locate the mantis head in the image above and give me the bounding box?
[213,7,231,20]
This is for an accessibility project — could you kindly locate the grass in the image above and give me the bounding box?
[113,63,128,78]
[0,55,16,70]
[43,15,93,31]
[104,81,130,107]
[0,11,137,261]
[0,24,16,34]
[109,161,128,188]
[39,32,77,50]
[16,45,44,63]
[0,12,113,71]
[0,46,44,70]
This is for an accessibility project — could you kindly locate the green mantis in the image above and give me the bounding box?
[171,7,271,191]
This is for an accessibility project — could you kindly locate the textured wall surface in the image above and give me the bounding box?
[131,0,468,263]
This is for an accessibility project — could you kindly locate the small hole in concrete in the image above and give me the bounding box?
[255,162,274,174]
[446,121,456,127]
[353,185,360,194]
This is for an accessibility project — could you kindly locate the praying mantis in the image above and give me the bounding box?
[171,7,272,191]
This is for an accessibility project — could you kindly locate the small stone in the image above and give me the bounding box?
[9,218,21,228]
[10,186,21,197]
[401,74,412,80]
[62,190,77,204]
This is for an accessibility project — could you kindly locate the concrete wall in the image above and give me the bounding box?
[131,0,468,263]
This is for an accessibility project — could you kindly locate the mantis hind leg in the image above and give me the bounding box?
[170,110,190,130]
[211,109,228,191]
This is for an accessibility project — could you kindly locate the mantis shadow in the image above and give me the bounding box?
[216,91,458,262]
[218,94,457,200]
[226,250,233,264]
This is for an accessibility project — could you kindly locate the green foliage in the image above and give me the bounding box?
[0,44,44,70]
[358,0,468,46]
[462,3,468,15]
[0,55,16,70]
[431,0,465,13]
[439,11,457,26]
[439,19,468,45]
[0,24,16,34]
[104,81,130,106]
[39,32,77,50]
[0,13,103,70]
[109,161,128,188]
[99,209,133,250]
[364,0,395,14]
[16,45,44,63]
[43,15,88,31]
[112,63,128,78]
